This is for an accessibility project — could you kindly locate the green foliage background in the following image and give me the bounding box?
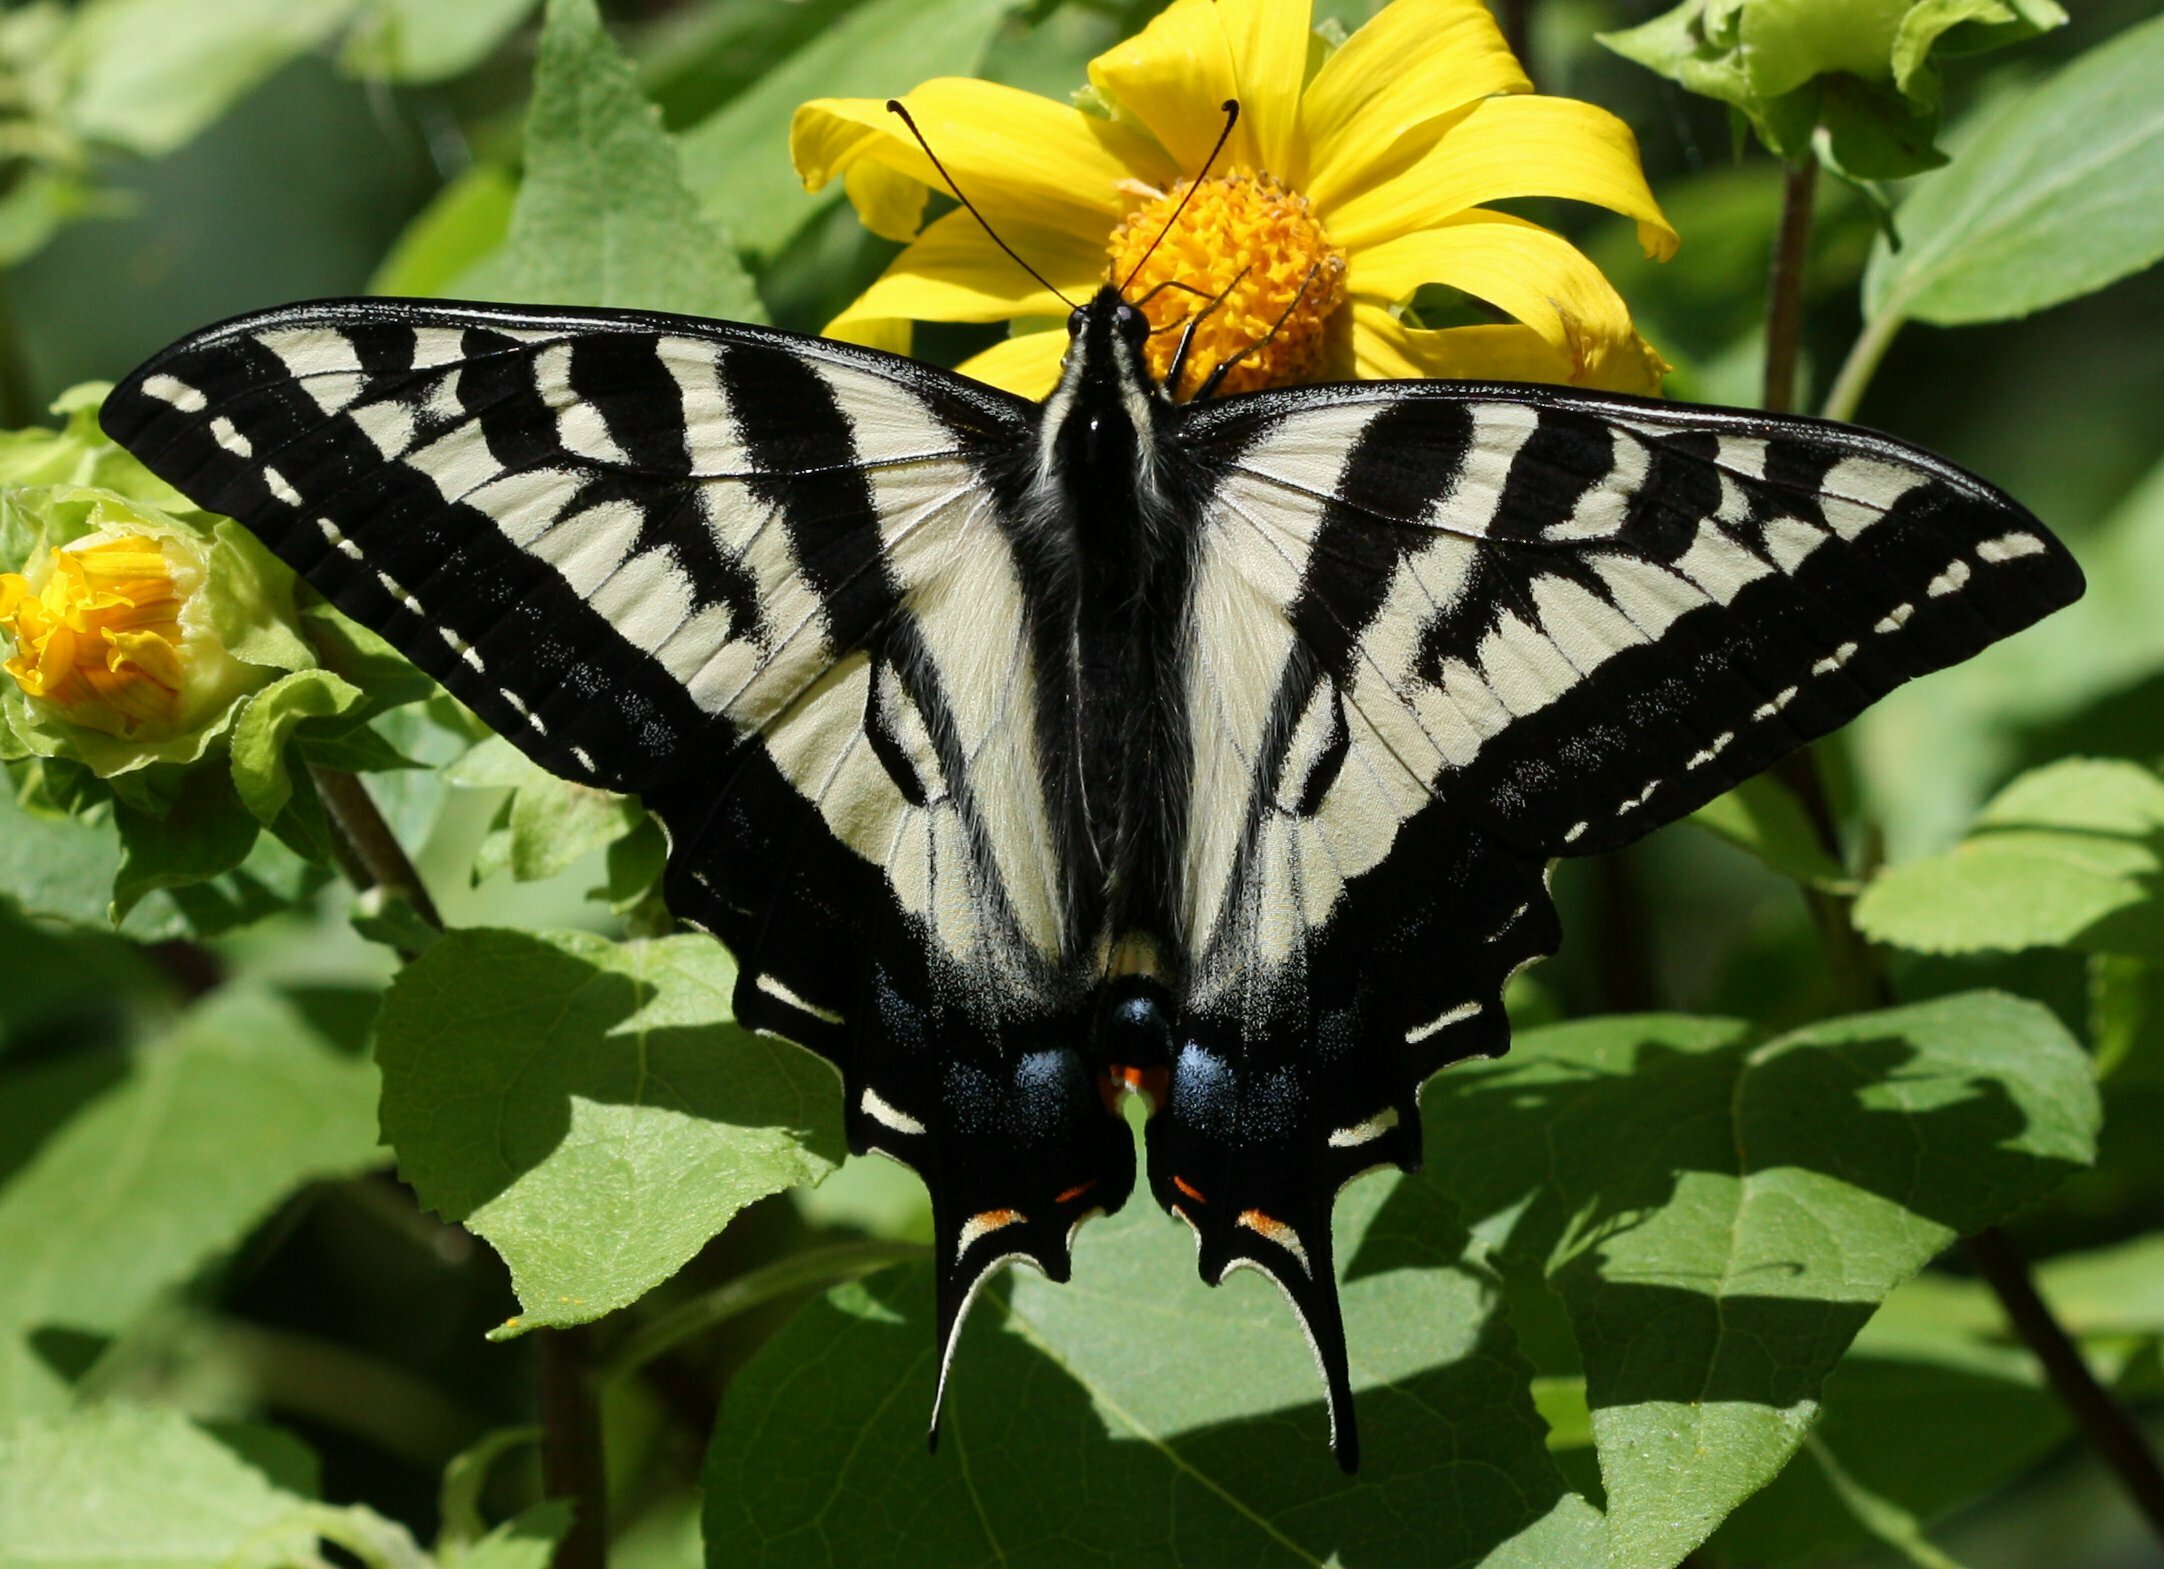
[2,1,2163,1565]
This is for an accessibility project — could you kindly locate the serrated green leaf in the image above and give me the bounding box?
[0,1405,324,1567]
[110,765,260,924]
[1864,12,2164,327]
[1691,773,1851,886]
[1426,993,2096,1569]
[375,929,843,1332]
[491,0,762,321]
[341,0,536,84]
[706,1179,1606,1567]
[1854,759,2164,957]
[229,668,365,825]
[676,0,1019,262]
[0,987,381,1416]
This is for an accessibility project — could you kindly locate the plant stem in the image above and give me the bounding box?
[538,1326,608,1569]
[1822,306,1906,424]
[1968,1227,2164,1539]
[307,762,443,931]
[1762,156,1818,414]
[604,1239,927,1384]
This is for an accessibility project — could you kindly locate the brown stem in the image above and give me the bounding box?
[1762,156,1818,415]
[1969,1227,2164,1538]
[306,762,442,931]
[538,1326,609,1569]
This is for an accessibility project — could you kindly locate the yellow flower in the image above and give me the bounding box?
[792,0,1677,400]
[1,523,256,743]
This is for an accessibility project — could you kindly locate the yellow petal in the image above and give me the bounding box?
[1348,302,1667,394]
[1350,212,1645,381]
[844,160,929,243]
[792,81,1172,248]
[1300,0,1530,201]
[1350,302,1577,382]
[1089,0,1311,178]
[1325,95,1679,261]
[954,330,1069,400]
[825,208,1102,344]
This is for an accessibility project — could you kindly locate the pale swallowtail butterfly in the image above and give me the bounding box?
[104,280,2081,1470]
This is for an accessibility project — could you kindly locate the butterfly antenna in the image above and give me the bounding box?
[1193,261,1322,401]
[1120,99,1240,294]
[1163,264,1251,400]
[886,100,1078,310]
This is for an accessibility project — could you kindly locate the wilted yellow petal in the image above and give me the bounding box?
[792,81,1172,247]
[1326,95,1678,260]
[1299,0,1529,200]
[954,330,1069,400]
[1351,213,1639,369]
[1090,0,1310,177]
[826,209,1102,345]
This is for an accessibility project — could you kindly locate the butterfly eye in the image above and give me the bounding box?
[1113,304,1146,346]
[1067,309,1085,338]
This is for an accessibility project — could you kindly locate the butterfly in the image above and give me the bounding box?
[103,273,2081,1470]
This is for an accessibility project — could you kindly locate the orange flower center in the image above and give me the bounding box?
[1107,172,1348,398]
[0,534,187,731]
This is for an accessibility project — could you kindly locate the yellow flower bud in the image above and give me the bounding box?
[0,523,260,747]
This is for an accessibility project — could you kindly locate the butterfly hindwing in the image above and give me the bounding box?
[102,302,1136,1384]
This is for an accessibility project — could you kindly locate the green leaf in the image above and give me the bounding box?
[1690,773,1851,887]
[368,165,519,298]
[705,1179,1607,1567]
[1601,0,2060,176]
[1893,0,2068,107]
[375,929,844,1333]
[1426,993,2096,1568]
[1854,759,2164,957]
[1864,12,2164,327]
[229,668,366,825]
[444,736,638,883]
[0,987,381,1416]
[110,765,261,924]
[341,0,537,83]
[508,779,640,883]
[60,0,366,157]
[0,775,179,937]
[457,1502,574,1569]
[1710,1280,2063,1564]
[489,0,763,322]
[299,600,438,715]
[676,0,1019,262]
[0,1405,323,1566]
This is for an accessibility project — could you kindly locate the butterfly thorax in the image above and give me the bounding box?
[1035,287,1194,993]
